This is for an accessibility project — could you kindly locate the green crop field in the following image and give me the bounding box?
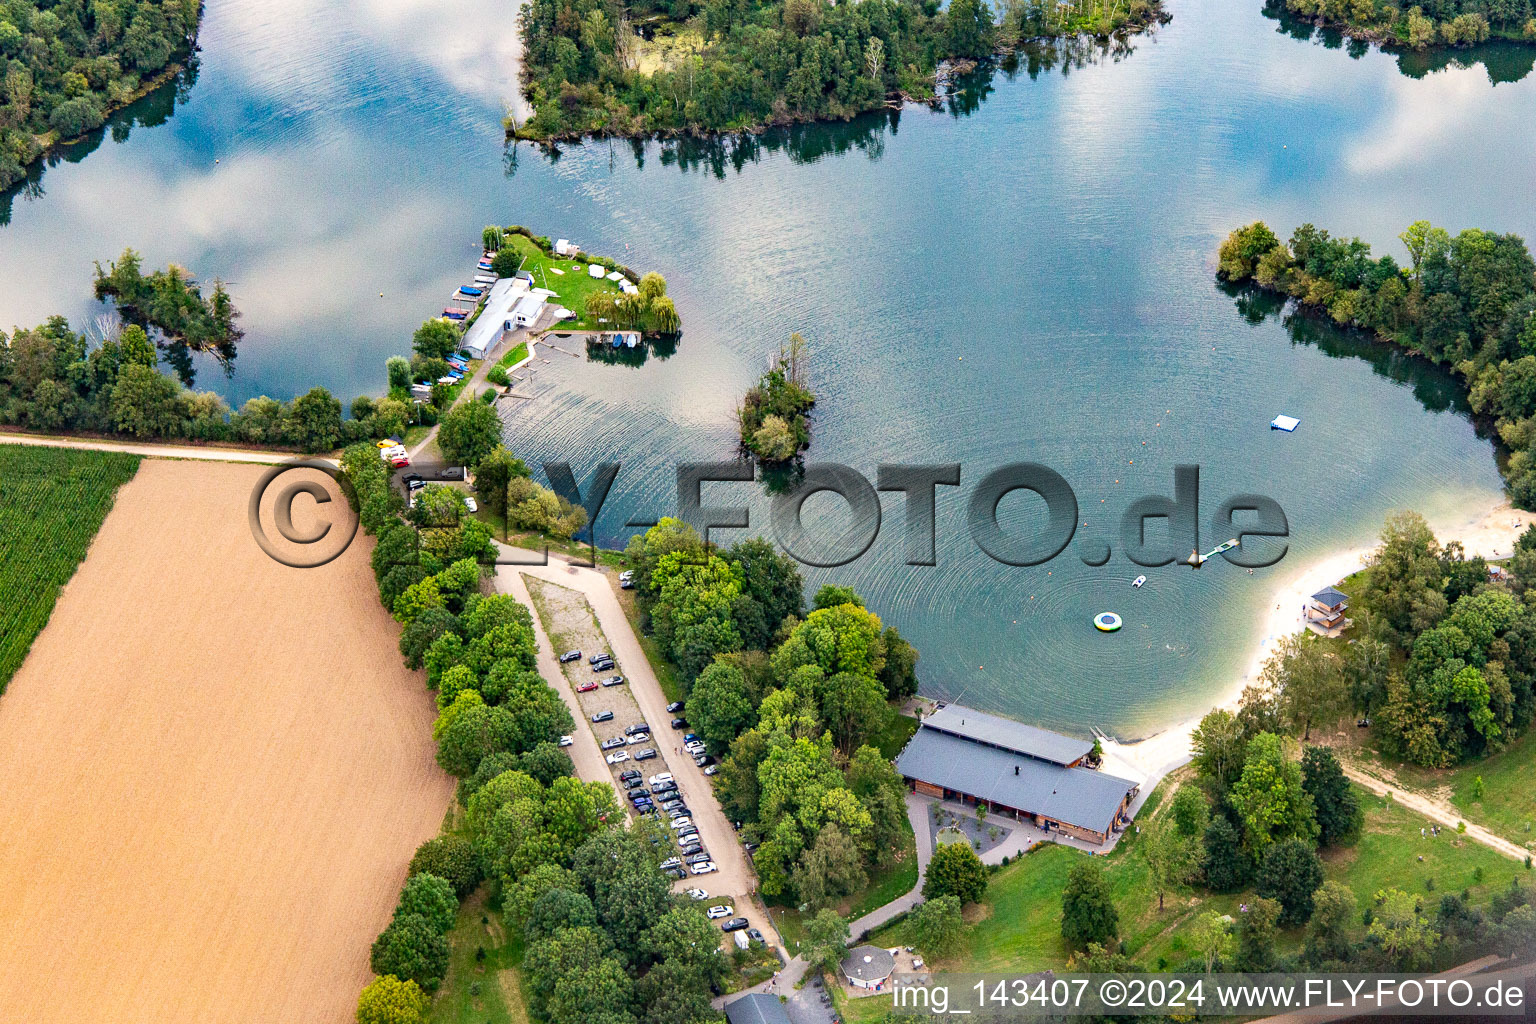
[0,445,142,693]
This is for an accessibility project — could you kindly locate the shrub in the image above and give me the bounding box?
[370,913,449,991]
[395,872,459,934]
[356,975,428,1024]
[408,834,483,897]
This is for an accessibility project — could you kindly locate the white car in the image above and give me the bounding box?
[558,735,573,747]
[669,817,692,831]
[648,773,674,786]
[703,764,719,776]
[625,732,650,745]
[605,751,629,764]
[463,496,478,513]
[706,905,734,920]
[378,445,407,460]
[686,888,709,901]
[690,861,717,875]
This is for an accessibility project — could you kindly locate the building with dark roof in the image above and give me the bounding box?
[894,704,1138,845]
[724,993,791,1024]
[840,945,897,989]
[1306,586,1351,637]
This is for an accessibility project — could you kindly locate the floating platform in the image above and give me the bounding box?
[1271,415,1300,432]
[1094,612,1122,632]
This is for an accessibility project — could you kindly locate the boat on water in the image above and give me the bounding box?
[458,286,483,297]
[1132,575,1146,588]
[624,333,638,348]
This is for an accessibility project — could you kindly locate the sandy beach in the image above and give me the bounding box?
[1098,498,1533,791]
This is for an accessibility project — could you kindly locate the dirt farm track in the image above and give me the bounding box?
[0,459,453,1024]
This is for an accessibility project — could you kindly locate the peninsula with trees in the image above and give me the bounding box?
[0,0,202,192]
[1271,0,1536,50]
[1217,219,1536,504]
[515,0,1167,141]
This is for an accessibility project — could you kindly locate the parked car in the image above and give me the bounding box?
[691,861,718,875]
[706,905,734,920]
[680,843,703,857]
[588,653,610,665]
[650,781,677,795]
[577,680,599,693]
[659,857,681,870]
[624,723,650,736]
[402,473,424,489]
[685,888,709,901]
[592,661,614,673]
[671,717,687,729]
[633,800,654,812]
[649,773,674,785]
[634,748,657,761]
[605,751,629,764]
[747,928,765,944]
[669,817,692,831]
[659,798,685,811]
[620,578,635,589]
[720,917,749,932]
[559,650,582,663]
[438,466,465,480]
[665,866,687,879]
[619,769,641,784]
[687,853,712,866]
[558,735,573,747]
[602,675,626,687]
[626,732,650,745]
[677,832,699,847]
[600,737,625,751]
[667,808,689,820]
[591,710,613,723]
[704,764,719,776]
[683,733,700,745]
[463,496,478,513]
[666,701,684,713]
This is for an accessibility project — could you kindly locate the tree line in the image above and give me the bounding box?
[1243,510,1536,767]
[0,0,200,191]
[1218,221,1536,506]
[340,446,728,1024]
[516,0,1165,140]
[624,518,921,909]
[1274,0,1535,49]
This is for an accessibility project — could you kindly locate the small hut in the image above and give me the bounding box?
[1306,586,1351,637]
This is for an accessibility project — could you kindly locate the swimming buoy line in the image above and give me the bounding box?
[1094,612,1122,632]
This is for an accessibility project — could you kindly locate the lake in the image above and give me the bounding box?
[3,0,1534,736]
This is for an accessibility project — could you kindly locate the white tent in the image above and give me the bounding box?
[588,264,605,278]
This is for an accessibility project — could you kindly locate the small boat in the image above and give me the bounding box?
[458,286,483,297]
[1094,612,1123,632]
[1132,575,1146,588]
[625,333,638,348]
[477,261,493,271]
[442,309,467,320]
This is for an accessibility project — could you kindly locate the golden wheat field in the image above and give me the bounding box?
[0,458,453,1024]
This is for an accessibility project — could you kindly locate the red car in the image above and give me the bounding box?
[577,680,599,693]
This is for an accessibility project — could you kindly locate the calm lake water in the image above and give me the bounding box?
[4,0,1534,736]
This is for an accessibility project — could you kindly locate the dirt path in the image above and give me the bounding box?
[1340,761,1529,862]
[0,460,453,1024]
[0,430,303,464]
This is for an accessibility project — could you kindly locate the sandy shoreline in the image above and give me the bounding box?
[1098,498,1533,792]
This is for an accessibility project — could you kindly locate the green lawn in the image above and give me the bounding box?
[0,445,141,693]
[428,891,529,1024]
[496,341,530,371]
[872,780,1531,975]
[506,235,622,330]
[871,712,919,760]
